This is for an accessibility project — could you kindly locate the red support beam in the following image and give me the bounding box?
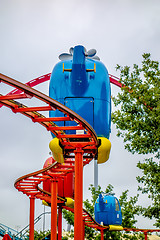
[74,147,84,240]
[144,232,148,240]
[32,116,71,122]
[109,74,122,88]
[59,134,91,139]
[29,196,35,240]
[101,230,104,240]
[51,180,58,240]
[47,125,83,131]
[58,207,62,240]
[12,105,53,113]
[0,93,29,100]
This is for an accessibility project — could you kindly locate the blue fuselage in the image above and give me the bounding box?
[49,45,111,138]
[95,194,122,226]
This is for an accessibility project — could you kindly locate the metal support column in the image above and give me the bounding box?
[94,160,98,190]
[58,207,62,240]
[144,232,148,240]
[51,180,58,240]
[29,196,35,240]
[74,147,84,240]
[101,230,104,240]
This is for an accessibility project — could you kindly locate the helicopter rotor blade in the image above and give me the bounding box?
[59,53,73,61]
[69,47,74,55]
[86,49,96,57]
[87,55,100,61]
[92,55,100,60]
[59,47,99,61]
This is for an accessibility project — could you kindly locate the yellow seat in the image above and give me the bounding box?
[97,137,111,164]
[109,225,123,231]
[42,200,50,207]
[65,198,74,208]
[49,138,64,163]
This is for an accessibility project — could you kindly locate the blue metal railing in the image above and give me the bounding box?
[0,223,20,239]
[0,211,51,240]
[15,212,51,239]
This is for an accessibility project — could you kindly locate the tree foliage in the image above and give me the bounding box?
[26,230,51,240]
[112,53,160,157]
[63,208,74,226]
[112,53,160,228]
[137,158,160,227]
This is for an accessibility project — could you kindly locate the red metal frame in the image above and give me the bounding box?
[29,197,35,240]
[1,73,160,240]
[58,207,62,240]
[51,180,58,240]
[74,147,84,240]
[123,228,160,240]
[109,74,122,88]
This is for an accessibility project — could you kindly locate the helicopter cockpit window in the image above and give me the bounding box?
[115,198,120,211]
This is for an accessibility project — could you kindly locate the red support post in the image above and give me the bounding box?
[144,231,148,240]
[58,207,62,240]
[51,180,58,240]
[101,230,104,240]
[29,196,35,240]
[74,147,84,240]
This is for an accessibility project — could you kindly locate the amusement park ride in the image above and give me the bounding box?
[0,45,159,240]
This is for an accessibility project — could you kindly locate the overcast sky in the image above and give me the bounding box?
[0,0,160,233]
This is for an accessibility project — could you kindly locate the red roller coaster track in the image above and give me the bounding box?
[0,73,159,240]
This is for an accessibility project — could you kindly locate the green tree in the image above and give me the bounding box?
[112,53,160,227]
[26,230,51,240]
[112,53,160,156]
[63,208,74,226]
[137,158,160,228]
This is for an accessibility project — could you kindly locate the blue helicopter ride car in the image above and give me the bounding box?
[95,193,122,227]
[49,45,111,164]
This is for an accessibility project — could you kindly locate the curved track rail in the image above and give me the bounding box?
[0,73,107,236]
[14,159,109,232]
[1,73,158,240]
